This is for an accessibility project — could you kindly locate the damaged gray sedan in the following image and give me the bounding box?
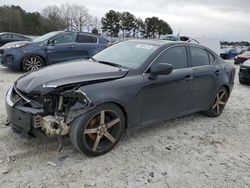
[5,40,235,156]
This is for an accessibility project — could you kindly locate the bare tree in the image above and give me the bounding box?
[61,4,90,32]
[41,5,67,31]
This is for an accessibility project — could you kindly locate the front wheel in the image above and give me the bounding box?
[22,55,45,72]
[69,103,125,156]
[203,87,229,117]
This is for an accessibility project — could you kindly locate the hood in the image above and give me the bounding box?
[0,41,30,49]
[15,60,128,94]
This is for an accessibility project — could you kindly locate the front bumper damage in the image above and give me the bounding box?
[5,85,93,136]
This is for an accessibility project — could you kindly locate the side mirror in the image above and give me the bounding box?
[48,39,55,46]
[150,63,173,77]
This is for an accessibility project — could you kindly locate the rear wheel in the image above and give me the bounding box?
[69,103,125,156]
[203,87,228,117]
[22,55,44,72]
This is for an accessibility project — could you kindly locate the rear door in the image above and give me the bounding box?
[47,32,78,64]
[75,34,98,59]
[188,46,218,111]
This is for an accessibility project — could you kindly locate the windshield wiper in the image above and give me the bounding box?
[89,57,98,62]
[98,61,123,68]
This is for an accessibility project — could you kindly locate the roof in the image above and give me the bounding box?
[126,39,188,46]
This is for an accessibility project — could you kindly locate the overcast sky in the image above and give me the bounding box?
[1,0,250,41]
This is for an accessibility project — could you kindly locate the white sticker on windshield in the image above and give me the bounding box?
[135,44,154,50]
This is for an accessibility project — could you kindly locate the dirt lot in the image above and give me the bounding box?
[0,61,249,188]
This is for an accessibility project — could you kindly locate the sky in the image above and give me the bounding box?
[1,0,250,41]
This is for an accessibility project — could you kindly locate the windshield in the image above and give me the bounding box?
[242,51,250,56]
[33,31,63,43]
[93,41,159,69]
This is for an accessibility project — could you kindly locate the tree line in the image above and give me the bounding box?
[101,10,173,38]
[0,5,173,39]
[0,4,98,35]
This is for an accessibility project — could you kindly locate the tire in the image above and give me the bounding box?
[22,55,45,72]
[203,87,228,117]
[69,103,125,156]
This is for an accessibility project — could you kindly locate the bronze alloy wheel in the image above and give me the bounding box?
[69,103,125,156]
[84,110,121,152]
[212,89,227,115]
[203,87,228,117]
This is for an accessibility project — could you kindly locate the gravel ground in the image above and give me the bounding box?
[0,61,249,188]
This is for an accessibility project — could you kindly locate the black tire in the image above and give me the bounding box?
[203,87,228,117]
[69,103,125,156]
[22,55,45,72]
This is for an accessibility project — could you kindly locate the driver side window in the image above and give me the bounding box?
[153,46,188,70]
[54,32,77,45]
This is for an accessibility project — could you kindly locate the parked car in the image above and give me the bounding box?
[0,31,109,71]
[239,59,250,84]
[5,40,235,156]
[160,35,221,55]
[0,32,32,47]
[234,51,250,65]
[220,48,239,59]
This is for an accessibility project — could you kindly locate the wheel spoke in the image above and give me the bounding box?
[84,128,98,134]
[216,104,220,114]
[106,118,120,129]
[219,101,226,105]
[219,91,226,100]
[104,131,116,143]
[100,111,105,125]
[93,134,102,151]
[213,103,217,109]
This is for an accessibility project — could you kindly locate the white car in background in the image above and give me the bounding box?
[160,35,221,55]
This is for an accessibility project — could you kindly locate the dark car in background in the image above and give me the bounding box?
[5,40,235,156]
[220,48,239,59]
[239,59,250,84]
[0,32,32,47]
[0,31,109,71]
[234,51,250,65]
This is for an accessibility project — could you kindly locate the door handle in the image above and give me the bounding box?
[215,70,222,76]
[184,75,193,81]
[68,45,75,48]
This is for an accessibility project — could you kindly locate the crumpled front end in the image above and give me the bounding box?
[5,85,93,136]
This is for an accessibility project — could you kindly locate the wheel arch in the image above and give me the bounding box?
[99,101,129,129]
[221,84,231,97]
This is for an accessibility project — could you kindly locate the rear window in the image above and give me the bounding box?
[78,35,97,43]
[190,46,210,67]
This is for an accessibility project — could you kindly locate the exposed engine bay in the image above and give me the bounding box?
[8,85,94,136]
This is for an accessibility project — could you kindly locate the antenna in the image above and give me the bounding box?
[177,29,180,36]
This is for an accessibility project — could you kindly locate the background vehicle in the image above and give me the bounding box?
[220,48,239,59]
[234,51,250,64]
[0,31,109,71]
[5,40,235,156]
[160,34,221,55]
[0,32,32,47]
[239,59,250,84]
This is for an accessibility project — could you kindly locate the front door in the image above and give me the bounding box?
[47,32,78,64]
[138,45,193,125]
